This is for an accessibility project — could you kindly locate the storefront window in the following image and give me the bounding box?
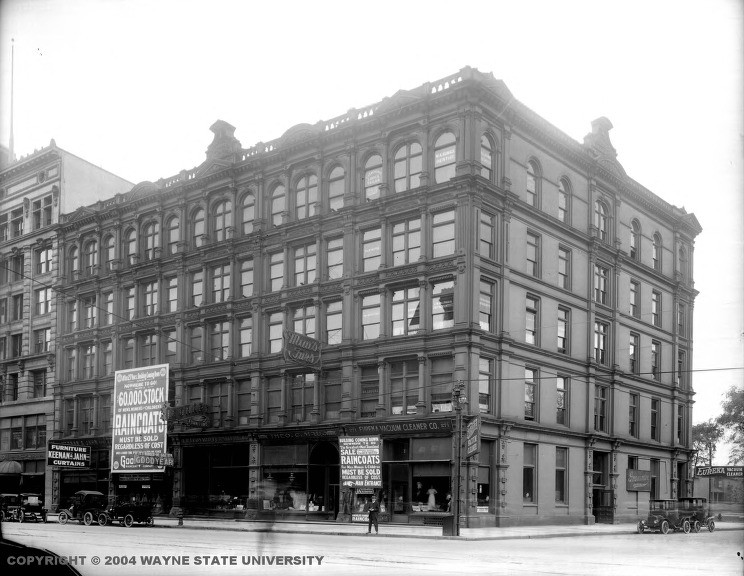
[262,471,308,511]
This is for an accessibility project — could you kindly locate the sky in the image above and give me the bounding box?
[0,0,742,461]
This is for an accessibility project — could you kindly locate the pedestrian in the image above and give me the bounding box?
[367,497,380,535]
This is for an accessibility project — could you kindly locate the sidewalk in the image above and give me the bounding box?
[48,514,744,541]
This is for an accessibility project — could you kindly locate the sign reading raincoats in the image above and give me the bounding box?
[111,364,169,474]
[340,436,381,488]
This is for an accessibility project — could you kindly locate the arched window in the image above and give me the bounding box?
[84,240,98,274]
[480,135,494,181]
[526,160,540,207]
[271,184,286,226]
[213,200,232,242]
[630,220,641,260]
[328,166,345,211]
[70,246,80,275]
[364,155,382,201]
[594,200,608,241]
[102,235,115,271]
[295,175,318,220]
[241,193,255,234]
[434,132,456,184]
[653,233,662,271]
[165,216,180,255]
[394,142,422,192]
[124,229,137,264]
[193,208,205,247]
[558,178,571,223]
[143,221,159,261]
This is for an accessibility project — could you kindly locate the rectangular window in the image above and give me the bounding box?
[432,280,454,330]
[480,211,495,259]
[651,290,661,327]
[677,405,685,444]
[165,277,178,313]
[392,217,421,266]
[124,286,135,320]
[0,298,6,323]
[140,334,157,366]
[360,366,378,418]
[362,294,381,340]
[191,271,203,307]
[294,243,317,286]
[122,337,134,369]
[326,237,343,280]
[163,331,176,365]
[391,286,421,336]
[479,357,492,413]
[12,294,23,320]
[629,332,639,374]
[35,247,52,274]
[526,296,539,345]
[651,340,661,380]
[102,291,114,326]
[431,357,454,413]
[266,376,282,424]
[35,288,51,315]
[678,349,687,388]
[11,207,23,237]
[66,348,77,381]
[209,321,230,361]
[677,303,686,337]
[628,455,638,470]
[291,373,315,423]
[189,327,202,364]
[10,254,24,281]
[390,359,419,416]
[432,210,455,257]
[555,447,567,504]
[629,393,639,437]
[630,281,640,318]
[102,340,113,375]
[594,386,608,432]
[557,307,569,354]
[268,312,283,353]
[100,395,111,434]
[594,264,609,305]
[143,281,158,316]
[524,368,537,421]
[292,305,316,339]
[558,247,570,290]
[326,301,342,345]
[651,459,660,498]
[32,195,52,229]
[79,396,93,435]
[362,228,381,272]
[479,279,494,331]
[0,337,5,361]
[239,317,252,357]
[594,321,608,365]
[237,379,251,425]
[82,344,96,378]
[526,232,540,277]
[556,376,568,425]
[523,443,537,503]
[324,372,342,420]
[212,264,230,303]
[651,398,659,441]
[32,370,47,398]
[68,300,78,331]
[269,252,284,291]
[240,259,254,297]
[82,295,97,328]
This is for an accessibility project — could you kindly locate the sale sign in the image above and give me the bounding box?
[111,364,169,474]
[340,436,381,488]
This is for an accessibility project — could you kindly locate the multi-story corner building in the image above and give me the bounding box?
[53,67,700,527]
[0,141,132,500]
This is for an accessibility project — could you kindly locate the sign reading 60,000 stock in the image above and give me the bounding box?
[111,364,169,474]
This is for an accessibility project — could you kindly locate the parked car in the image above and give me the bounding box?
[0,494,20,522]
[16,493,47,523]
[678,497,715,532]
[100,500,154,527]
[637,499,692,534]
[57,490,109,526]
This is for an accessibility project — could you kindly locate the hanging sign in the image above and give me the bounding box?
[47,442,91,468]
[283,330,322,367]
[465,415,481,458]
[695,466,743,478]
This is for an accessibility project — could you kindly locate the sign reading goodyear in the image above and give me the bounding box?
[283,330,322,367]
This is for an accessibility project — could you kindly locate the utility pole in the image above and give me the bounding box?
[452,380,466,536]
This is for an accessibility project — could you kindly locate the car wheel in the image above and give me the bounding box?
[708,520,715,532]
[146,516,154,527]
[0,510,5,522]
[660,520,670,534]
[58,511,69,525]
[98,513,108,526]
[124,514,134,528]
[693,520,701,533]
[636,521,645,534]
[83,511,94,526]
[682,519,691,534]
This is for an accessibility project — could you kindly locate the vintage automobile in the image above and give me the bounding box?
[99,501,154,527]
[0,494,20,522]
[637,499,693,534]
[678,497,715,532]
[15,493,47,523]
[57,490,109,526]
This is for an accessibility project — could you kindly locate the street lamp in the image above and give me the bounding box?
[452,380,467,536]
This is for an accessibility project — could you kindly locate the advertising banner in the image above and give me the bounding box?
[695,466,743,478]
[340,436,381,488]
[47,441,91,468]
[111,364,169,474]
[626,469,652,491]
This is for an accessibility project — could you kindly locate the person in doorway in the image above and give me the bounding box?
[443,492,452,512]
[414,482,426,509]
[366,497,380,534]
[427,485,438,510]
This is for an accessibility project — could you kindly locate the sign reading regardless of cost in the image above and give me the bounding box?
[111,364,170,474]
[47,442,91,468]
[340,436,381,488]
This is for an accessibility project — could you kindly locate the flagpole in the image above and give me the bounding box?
[9,37,15,161]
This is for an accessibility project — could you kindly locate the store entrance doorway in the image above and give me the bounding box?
[308,441,340,520]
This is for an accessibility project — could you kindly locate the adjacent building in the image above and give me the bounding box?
[51,67,700,526]
[0,141,132,499]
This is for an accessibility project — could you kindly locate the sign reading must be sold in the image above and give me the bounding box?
[340,436,381,488]
[111,364,169,474]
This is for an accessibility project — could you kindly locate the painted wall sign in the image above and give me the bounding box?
[340,436,381,488]
[344,419,453,437]
[47,441,91,468]
[111,364,169,474]
[695,466,743,478]
[626,469,652,491]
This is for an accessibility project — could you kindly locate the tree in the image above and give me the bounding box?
[717,386,744,465]
[692,420,724,467]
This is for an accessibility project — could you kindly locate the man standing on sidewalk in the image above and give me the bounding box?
[367,497,379,534]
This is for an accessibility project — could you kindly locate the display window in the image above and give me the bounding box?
[261,471,308,512]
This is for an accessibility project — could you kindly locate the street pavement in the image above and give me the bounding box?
[46,512,744,541]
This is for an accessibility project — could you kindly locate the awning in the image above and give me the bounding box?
[0,460,23,475]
